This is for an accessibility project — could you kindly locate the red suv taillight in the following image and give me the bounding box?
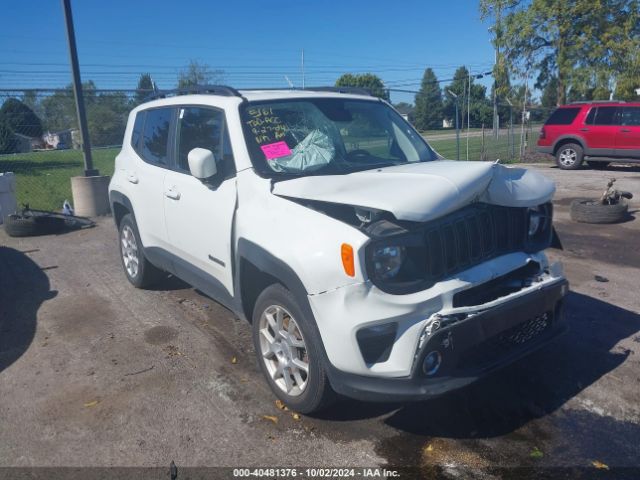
[539,127,546,140]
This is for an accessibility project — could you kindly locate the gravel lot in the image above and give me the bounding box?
[1,163,639,479]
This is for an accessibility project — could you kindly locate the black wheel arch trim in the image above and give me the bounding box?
[552,135,586,154]
[235,238,311,318]
[109,190,135,226]
[234,238,339,374]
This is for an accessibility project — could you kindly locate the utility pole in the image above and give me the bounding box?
[61,0,96,176]
[493,44,500,139]
[489,5,501,140]
[506,98,514,160]
[62,0,110,217]
[301,49,305,90]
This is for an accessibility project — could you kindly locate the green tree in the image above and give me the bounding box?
[443,67,469,128]
[540,77,558,108]
[134,73,154,105]
[413,68,443,130]
[0,116,17,154]
[88,92,129,146]
[0,98,43,137]
[443,67,492,128]
[615,74,640,101]
[40,81,129,147]
[335,73,389,100]
[480,0,640,106]
[41,81,97,132]
[177,60,225,88]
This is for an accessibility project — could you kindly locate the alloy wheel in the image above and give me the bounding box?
[559,148,577,167]
[121,225,139,278]
[258,305,309,396]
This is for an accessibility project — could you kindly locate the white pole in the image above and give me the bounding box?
[520,69,529,160]
[301,49,305,89]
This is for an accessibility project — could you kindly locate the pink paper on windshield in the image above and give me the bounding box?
[260,141,292,160]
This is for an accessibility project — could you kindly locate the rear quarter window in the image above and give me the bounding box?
[545,107,581,125]
[131,111,145,152]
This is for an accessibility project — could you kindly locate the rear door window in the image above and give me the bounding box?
[585,108,597,125]
[592,106,620,125]
[141,107,174,166]
[621,107,640,126]
[545,108,580,125]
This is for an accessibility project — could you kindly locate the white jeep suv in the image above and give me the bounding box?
[109,86,568,413]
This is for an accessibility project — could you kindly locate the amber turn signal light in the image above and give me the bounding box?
[341,243,355,277]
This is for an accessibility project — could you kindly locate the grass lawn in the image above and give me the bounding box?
[428,131,540,163]
[0,148,118,211]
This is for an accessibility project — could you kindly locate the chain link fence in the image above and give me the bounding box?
[0,88,556,212]
[0,88,149,211]
[421,104,555,164]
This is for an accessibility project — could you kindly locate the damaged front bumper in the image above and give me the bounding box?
[325,278,568,402]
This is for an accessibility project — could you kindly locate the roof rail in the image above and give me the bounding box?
[142,84,375,103]
[144,84,242,102]
[569,100,626,104]
[304,86,373,96]
[237,86,374,96]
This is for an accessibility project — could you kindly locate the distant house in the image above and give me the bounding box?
[394,104,414,124]
[43,129,77,150]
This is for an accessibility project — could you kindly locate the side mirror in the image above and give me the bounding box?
[188,148,217,180]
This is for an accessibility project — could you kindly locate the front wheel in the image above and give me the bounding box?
[252,284,335,414]
[556,143,584,170]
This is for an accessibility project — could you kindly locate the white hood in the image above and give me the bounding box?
[272,161,555,222]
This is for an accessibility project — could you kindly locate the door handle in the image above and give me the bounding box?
[620,128,631,133]
[165,189,181,200]
[127,173,139,184]
[580,128,589,132]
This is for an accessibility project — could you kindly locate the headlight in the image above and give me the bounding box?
[528,206,544,237]
[372,245,405,279]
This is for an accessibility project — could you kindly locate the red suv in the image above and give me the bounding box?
[537,101,640,169]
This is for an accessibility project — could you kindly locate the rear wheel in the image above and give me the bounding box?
[252,284,335,414]
[118,214,163,288]
[556,143,584,170]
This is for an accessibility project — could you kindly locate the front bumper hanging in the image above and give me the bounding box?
[326,279,568,402]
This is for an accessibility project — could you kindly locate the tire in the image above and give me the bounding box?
[118,214,163,288]
[570,198,628,224]
[252,284,335,414]
[3,213,66,237]
[587,161,610,169]
[555,143,584,170]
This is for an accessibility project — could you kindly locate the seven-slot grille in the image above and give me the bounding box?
[423,204,527,280]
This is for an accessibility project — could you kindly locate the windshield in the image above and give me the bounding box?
[241,98,437,177]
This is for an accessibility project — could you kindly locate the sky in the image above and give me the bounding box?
[0,0,497,104]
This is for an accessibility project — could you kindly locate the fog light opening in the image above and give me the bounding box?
[423,351,442,376]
